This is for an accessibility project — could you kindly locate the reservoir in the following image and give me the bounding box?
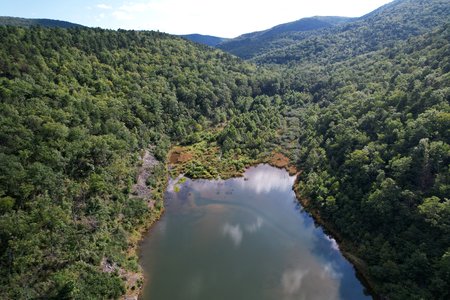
[139,164,370,300]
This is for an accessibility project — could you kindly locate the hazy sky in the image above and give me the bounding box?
[1,0,393,37]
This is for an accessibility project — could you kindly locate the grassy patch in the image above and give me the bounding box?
[169,128,299,180]
[266,151,298,175]
[168,138,255,180]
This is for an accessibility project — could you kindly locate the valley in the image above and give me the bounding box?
[0,0,449,299]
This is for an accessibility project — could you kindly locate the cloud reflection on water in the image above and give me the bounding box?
[246,216,263,233]
[188,164,295,196]
[222,223,243,247]
[222,216,265,247]
[322,262,343,280]
[325,235,340,251]
[240,164,296,194]
[279,265,340,300]
[282,268,309,295]
[143,165,369,300]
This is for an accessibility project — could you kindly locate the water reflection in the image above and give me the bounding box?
[281,268,309,295]
[139,164,370,300]
[183,274,203,298]
[246,216,264,233]
[326,235,341,251]
[279,265,340,300]
[322,262,343,280]
[222,223,243,247]
[222,216,265,247]
[239,164,296,194]
[187,164,295,196]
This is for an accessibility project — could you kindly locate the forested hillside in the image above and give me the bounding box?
[287,24,450,299]
[221,1,449,298]
[0,26,282,299]
[0,0,449,299]
[0,16,83,28]
[180,34,229,47]
[251,0,450,64]
[217,16,352,59]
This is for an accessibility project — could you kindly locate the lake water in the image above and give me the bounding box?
[139,164,371,300]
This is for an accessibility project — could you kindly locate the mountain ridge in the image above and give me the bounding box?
[0,16,84,28]
[179,33,229,47]
[252,0,450,64]
[0,0,449,299]
[217,16,354,59]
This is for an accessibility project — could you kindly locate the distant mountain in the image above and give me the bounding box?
[217,16,354,59]
[0,16,83,28]
[253,0,450,64]
[180,34,229,47]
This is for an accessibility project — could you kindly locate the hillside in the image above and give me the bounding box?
[180,33,229,47]
[0,0,449,299]
[217,16,353,59]
[253,0,450,64]
[284,23,450,299]
[237,1,449,298]
[0,16,83,28]
[0,26,282,299]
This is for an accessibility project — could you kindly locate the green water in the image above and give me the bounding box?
[139,164,371,300]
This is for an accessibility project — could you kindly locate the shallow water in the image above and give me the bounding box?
[139,164,371,300]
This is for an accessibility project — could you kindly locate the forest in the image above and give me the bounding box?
[0,0,449,299]
[247,0,450,65]
[289,24,450,299]
[0,26,283,299]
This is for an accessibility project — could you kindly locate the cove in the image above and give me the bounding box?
[139,164,371,300]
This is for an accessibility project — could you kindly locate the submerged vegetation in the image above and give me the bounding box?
[0,0,449,299]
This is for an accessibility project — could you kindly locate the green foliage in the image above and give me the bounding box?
[0,16,83,28]
[218,16,352,59]
[169,138,255,180]
[418,196,450,230]
[254,0,450,65]
[0,26,281,298]
[217,95,281,158]
[292,24,450,299]
[0,1,449,299]
[181,34,229,47]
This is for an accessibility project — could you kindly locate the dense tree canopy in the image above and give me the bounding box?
[284,24,450,299]
[0,0,449,299]
[251,0,450,65]
[217,16,353,59]
[0,26,282,298]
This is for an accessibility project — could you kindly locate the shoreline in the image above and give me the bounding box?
[121,149,169,300]
[260,158,379,298]
[292,175,379,300]
[132,152,378,299]
[124,206,165,300]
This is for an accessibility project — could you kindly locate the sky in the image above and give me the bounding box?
[0,0,393,38]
